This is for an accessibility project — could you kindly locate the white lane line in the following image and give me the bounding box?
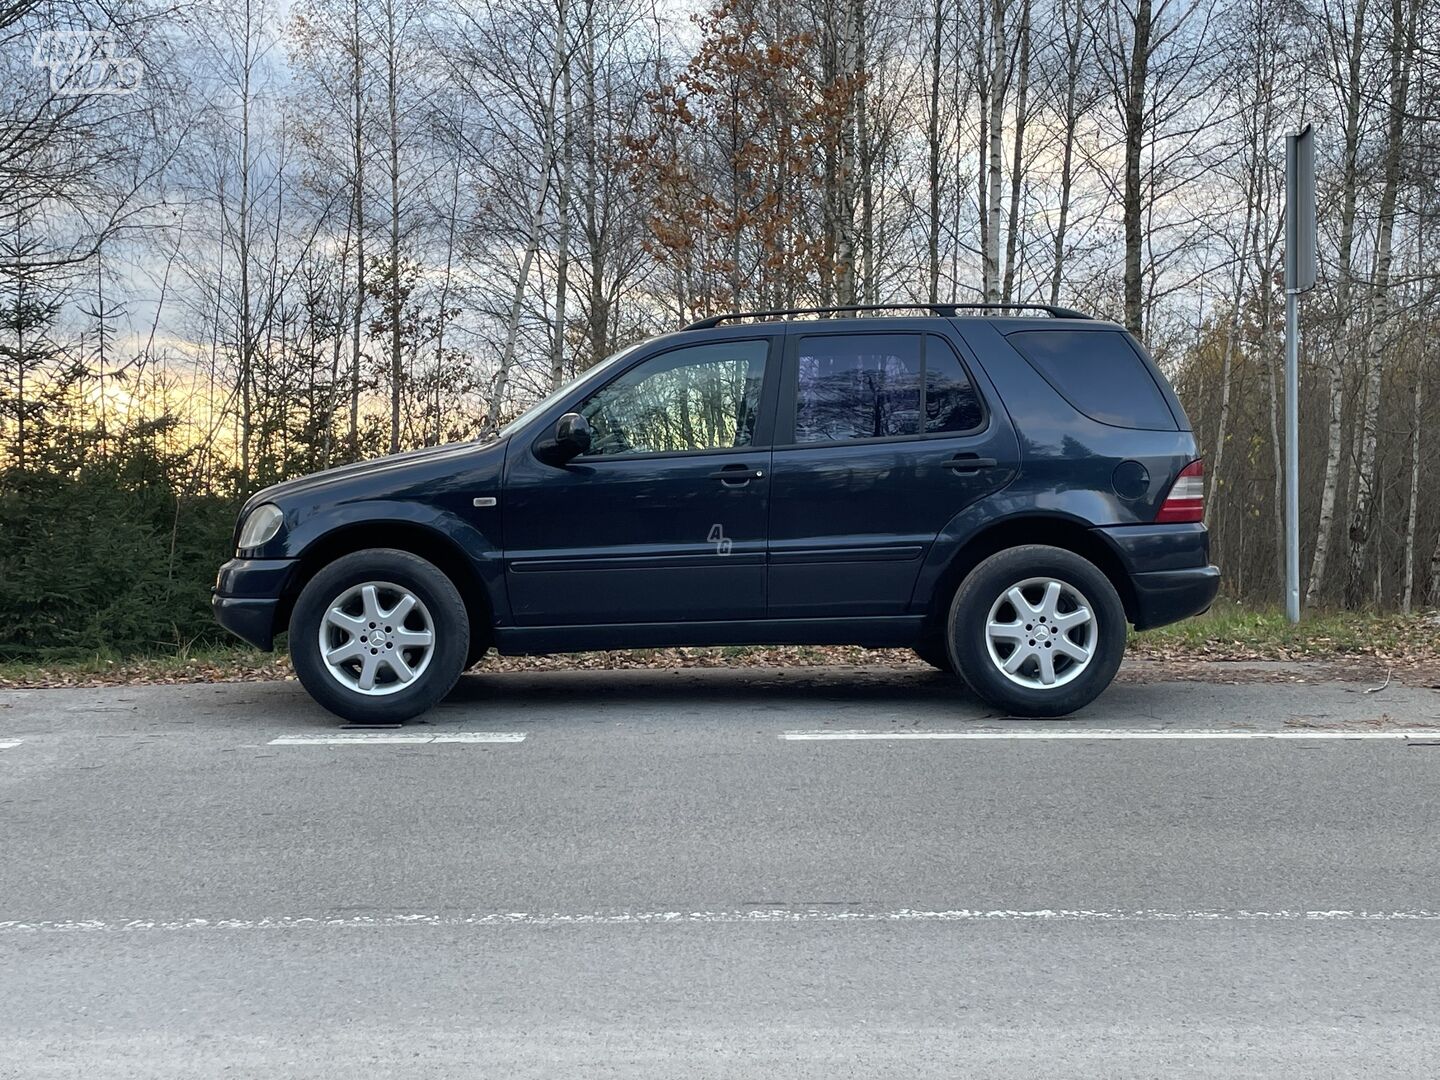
[269,732,525,746]
[4,908,1440,934]
[782,729,1440,741]
[0,739,21,750]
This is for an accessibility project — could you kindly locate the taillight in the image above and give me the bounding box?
[1155,460,1205,523]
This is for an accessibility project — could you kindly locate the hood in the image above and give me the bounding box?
[242,438,503,514]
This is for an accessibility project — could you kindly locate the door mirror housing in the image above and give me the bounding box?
[537,412,592,465]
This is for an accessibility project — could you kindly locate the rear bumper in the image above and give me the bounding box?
[1095,522,1219,630]
[1129,565,1220,630]
[212,557,295,650]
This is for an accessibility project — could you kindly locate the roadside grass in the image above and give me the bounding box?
[2,602,1434,688]
[1127,600,1431,663]
[0,645,291,689]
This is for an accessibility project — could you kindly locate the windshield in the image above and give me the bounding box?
[493,338,655,441]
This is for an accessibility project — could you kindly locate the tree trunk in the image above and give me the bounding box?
[1048,0,1082,307]
[237,0,255,481]
[1344,0,1416,607]
[1428,511,1440,607]
[549,43,573,392]
[348,0,366,459]
[385,0,403,455]
[833,0,860,306]
[580,18,608,368]
[856,0,874,305]
[1122,0,1152,336]
[485,0,566,432]
[1001,0,1030,305]
[983,0,1006,304]
[1402,371,1422,612]
[975,0,989,301]
[432,160,460,445]
[1305,0,1368,606]
[926,0,943,304]
[1207,170,1255,539]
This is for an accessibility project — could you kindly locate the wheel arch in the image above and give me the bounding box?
[278,521,496,653]
[922,515,1137,633]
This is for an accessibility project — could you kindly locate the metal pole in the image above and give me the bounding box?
[1283,124,1312,625]
[1285,288,1300,623]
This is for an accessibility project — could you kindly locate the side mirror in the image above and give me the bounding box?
[538,412,592,465]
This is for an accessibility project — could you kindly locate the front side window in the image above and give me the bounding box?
[794,333,983,443]
[578,340,769,456]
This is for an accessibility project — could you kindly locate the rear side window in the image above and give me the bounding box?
[1007,329,1177,430]
[925,338,985,434]
[793,333,984,443]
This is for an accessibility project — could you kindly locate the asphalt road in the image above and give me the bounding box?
[3,664,1440,1078]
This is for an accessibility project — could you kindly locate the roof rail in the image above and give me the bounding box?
[682,302,1091,330]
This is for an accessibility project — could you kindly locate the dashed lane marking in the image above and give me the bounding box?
[268,732,525,746]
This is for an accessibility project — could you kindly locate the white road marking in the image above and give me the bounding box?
[781,729,1440,742]
[0,739,21,750]
[269,732,525,746]
[3,908,1440,934]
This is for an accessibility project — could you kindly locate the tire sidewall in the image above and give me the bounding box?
[289,548,469,723]
[947,545,1125,717]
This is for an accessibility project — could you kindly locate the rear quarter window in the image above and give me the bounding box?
[1006,329,1178,430]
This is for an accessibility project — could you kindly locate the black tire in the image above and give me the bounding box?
[912,637,956,674]
[289,548,470,723]
[947,545,1125,717]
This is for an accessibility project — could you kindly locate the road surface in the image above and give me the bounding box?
[3,664,1439,1078]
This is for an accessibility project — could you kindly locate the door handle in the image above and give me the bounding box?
[708,465,765,485]
[945,454,998,473]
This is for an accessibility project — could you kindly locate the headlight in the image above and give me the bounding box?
[237,503,285,550]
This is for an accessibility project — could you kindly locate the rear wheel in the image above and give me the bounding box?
[947,545,1125,717]
[289,548,469,723]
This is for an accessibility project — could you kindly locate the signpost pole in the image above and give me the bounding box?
[1284,289,1300,623]
[1283,124,1315,624]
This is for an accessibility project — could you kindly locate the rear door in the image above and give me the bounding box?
[502,334,779,626]
[766,326,1018,617]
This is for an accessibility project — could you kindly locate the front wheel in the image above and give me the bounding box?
[947,545,1126,717]
[289,548,470,723]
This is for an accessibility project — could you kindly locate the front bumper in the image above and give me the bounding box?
[212,557,295,650]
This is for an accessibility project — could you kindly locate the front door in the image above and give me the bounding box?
[503,336,778,626]
[767,328,1018,618]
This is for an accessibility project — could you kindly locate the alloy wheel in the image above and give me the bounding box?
[983,576,1097,689]
[317,581,435,696]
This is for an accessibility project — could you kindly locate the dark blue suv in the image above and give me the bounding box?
[214,304,1218,722]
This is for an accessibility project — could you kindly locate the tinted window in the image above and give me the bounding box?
[1007,329,1177,429]
[795,334,921,442]
[794,333,985,443]
[579,340,768,455]
[925,337,985,434]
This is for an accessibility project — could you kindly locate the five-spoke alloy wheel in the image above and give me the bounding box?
[947,545,1126,717]
[290,549,469,723]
